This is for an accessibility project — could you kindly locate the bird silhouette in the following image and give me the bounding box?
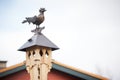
[22,8,46,28]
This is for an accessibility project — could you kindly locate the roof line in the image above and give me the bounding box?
[0,61,25,73]
[0,60,108,80]
[52,60,108,80]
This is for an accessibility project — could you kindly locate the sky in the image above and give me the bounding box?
[0,0,120,80]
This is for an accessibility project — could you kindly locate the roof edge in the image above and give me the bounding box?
[0,61,25,73]
[52,60,108,80]
[0,60,108,80]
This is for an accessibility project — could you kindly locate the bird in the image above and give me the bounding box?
[22,8,46,28]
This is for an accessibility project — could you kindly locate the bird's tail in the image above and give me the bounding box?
[22,20,27,23]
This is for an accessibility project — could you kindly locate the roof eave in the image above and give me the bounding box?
[18,45,59,52]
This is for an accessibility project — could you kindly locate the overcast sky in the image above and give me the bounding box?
[0,0,120,80]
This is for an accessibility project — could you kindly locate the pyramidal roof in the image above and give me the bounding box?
[18,28,59,51]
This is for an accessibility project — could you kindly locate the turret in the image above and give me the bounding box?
[18,26,59,80]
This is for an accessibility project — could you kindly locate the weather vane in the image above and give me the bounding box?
[22,8,46,34]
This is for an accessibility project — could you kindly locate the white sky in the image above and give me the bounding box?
[0,0,120,80]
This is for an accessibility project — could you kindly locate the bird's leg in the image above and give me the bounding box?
[36,25,37,29]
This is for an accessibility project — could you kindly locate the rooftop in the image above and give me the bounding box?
[0,60,108,80]
[18,28,59,51]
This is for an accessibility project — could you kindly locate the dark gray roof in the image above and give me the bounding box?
[18,33,59,51]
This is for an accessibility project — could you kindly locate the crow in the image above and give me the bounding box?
[22,8,46,28]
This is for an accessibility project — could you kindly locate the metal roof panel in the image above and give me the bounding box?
[18,34,59,51]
